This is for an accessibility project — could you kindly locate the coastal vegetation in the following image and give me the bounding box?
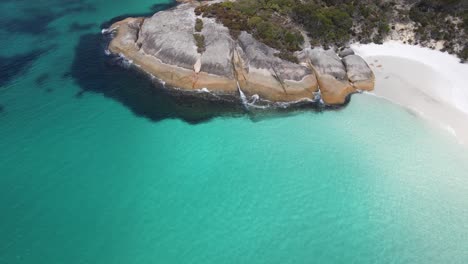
[193,18,205,53]
[195,0,393,55]
[409,0,468,61]
[196,0,468,61]
[292,0,393,46]
[193,33,206,53]
[195,18,203,32]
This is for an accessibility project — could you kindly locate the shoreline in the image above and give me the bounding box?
[351,41,468,145]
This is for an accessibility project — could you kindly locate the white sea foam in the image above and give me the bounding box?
[237,82,249,108]
[101,28,114,34]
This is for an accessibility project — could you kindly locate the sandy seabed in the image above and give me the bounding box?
[352,41,468,145]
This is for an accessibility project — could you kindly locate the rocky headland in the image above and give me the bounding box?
[106,2,374,106]
[106,0,467,107]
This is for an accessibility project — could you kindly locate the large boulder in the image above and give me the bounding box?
[342,55,375,91]
[110,4,237,94]
[235,32,318,101]
[308,49,348,80]
[306,49,355,105]
[199,17,236,78]
[138,4,198,70]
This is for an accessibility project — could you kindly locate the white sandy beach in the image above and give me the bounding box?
[351,41,468,145]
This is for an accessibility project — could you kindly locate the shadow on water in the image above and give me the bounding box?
[99,2,178,29]
[69,22,97,33]
[70,33,245,124]
[0,49,47,87]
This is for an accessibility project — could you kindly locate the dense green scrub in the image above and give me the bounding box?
[293,0,393,46]
[409,0,468,61]
[195,0,393,60]
[195,0,304,62]
[195,0,467,62]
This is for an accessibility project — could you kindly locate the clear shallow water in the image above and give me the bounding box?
[1,0,468,263]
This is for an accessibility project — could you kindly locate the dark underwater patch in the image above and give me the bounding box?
[69,22,96,32]
[1,12,60,35]
[0,49,46,87]
[0,105,4,113]
[60,3,95,14]
[35,73,50,86]
[70,33,244,124]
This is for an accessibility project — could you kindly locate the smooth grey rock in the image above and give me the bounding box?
[137,4,238,78]
[307,48,347,80]
[200,17,235,78]
[135,3,313,81]
[237,32,312,81]
[342,55,373,82]
[138,4,198,70]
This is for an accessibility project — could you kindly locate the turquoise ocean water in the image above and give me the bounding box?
[1,0,468,263]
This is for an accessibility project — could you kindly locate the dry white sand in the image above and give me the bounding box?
[351,41,468,145]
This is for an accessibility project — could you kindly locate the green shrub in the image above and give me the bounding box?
[247,16,263,28]
[194,0,466,61]
[193,34,205,53]
[378,21,390,34]
[293,3,353,47]
[275,51,299,63]
[195,18,203,32]
[461,11,468,30]
[460,46,468,62]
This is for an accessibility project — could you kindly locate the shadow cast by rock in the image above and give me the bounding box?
[100,2,178,29]
[69,22,97,32]
[70,33,245,124]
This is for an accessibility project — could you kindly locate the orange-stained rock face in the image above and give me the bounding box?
[315,74,356,105]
